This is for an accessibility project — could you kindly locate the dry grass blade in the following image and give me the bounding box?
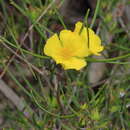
[1,41,53,89]
[0,79,33,118]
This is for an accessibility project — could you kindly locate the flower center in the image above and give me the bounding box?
[60,47,74,60]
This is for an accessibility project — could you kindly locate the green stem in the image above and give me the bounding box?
[1,36,130,64]
[0,37,49,59]
[79,9,90,35]
[90,0,101,28]
[31,91,76,119]
[86,53,130,62]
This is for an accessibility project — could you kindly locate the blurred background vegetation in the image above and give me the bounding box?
[0,0,130,129]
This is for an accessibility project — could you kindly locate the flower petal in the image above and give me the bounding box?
[59,30,89,57]
[43,21,104,71]
[44,34,62,57]
[61,57,87,70]
[59,30,78,47]
[74,21,104,56]
[74,21,94,43]
[89,34,104,55]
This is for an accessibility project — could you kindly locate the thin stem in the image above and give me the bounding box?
[90,0,101,28]
[86,53,130,62]
[79,9,90,35]
[0,37,49,59]
[2,36,130,64]
[31,90,76,119]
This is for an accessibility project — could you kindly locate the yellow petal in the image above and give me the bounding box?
[74,21,104,56]
[44,34,62,57]
[89,34,104,55]
[59,30,78,47]
[43,21,104,71]
[74,21,94,42]
[59,30,89,57]
[74,21,84,33]
[61,57,87,70]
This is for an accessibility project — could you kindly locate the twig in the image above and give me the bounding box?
[21,0,55,43]
[118,17,130,38]
[1,41,53,89]
[53,75,64,111]
[0,79,33,118]
[65,86,77,111]
[0,54,16,78]
[0,0,55,78]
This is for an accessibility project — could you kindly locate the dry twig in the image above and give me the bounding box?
[0,79,33,118]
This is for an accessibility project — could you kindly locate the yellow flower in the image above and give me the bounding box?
[74,22,104,56]
[44,21,104,70]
